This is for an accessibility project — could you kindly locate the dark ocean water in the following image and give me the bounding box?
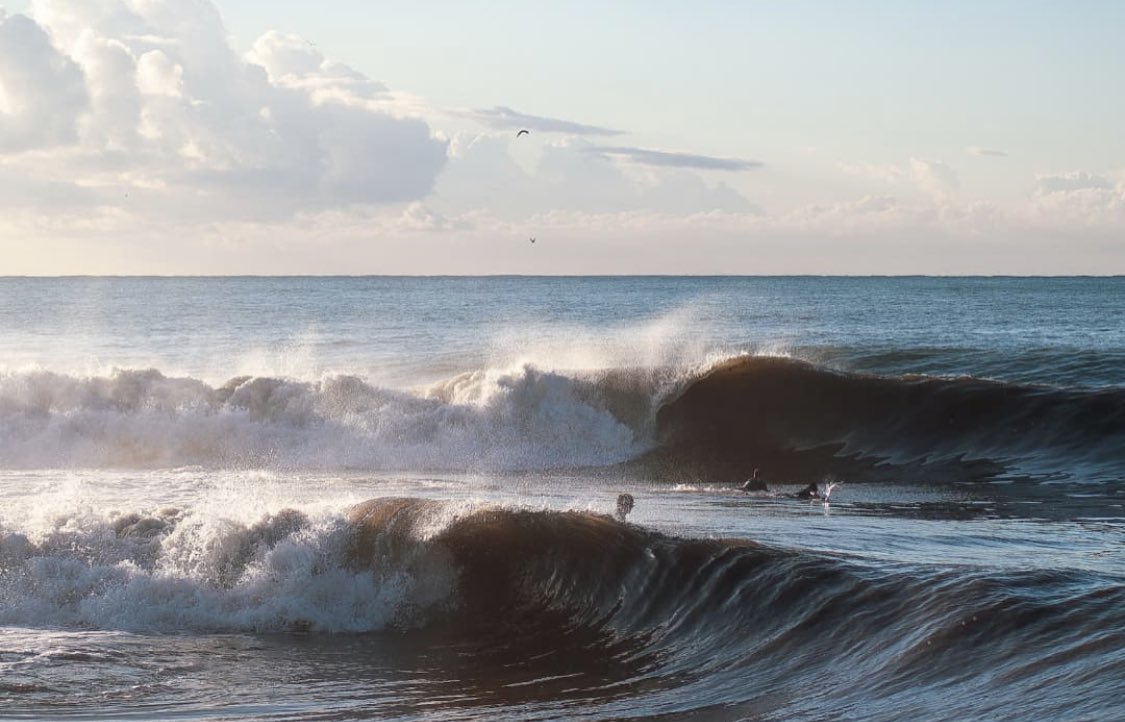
[0,276,1122,721]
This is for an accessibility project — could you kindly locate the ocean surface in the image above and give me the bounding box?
[0,276,1122,721]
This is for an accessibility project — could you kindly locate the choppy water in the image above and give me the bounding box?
[1,276,1122,721]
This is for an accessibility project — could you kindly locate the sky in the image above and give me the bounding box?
[1,0,1123,275]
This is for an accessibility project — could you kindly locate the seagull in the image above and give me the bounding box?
[516,129,529,138]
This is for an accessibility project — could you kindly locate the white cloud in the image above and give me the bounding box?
[1034,171,1114,194]
[839,158,959,200]
[584,145,763,171]
[435,133,758,218]
[246,30,324,81]
[0,12,88,151]
[1027,171,1125,227]
[0,1,447,221]
[136,49,183,97]
[910,158,958,199]
[838,161,907,184]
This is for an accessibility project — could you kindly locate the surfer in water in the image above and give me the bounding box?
[794,483,821,499]
[794,481,840,501]
[615,493,635,522]
[741,468,768,492]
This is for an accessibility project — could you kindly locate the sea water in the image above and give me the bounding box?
[1,276,1122,721]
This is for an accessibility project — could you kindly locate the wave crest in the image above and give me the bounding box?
[651,356,1125,482]
[0,365,649,470]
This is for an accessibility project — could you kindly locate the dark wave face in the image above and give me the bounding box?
[343,499,1125,720]
[646,356,1125,484]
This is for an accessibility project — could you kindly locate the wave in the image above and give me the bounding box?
[2,357,1122,482]
[0,366,652,471]
[649,356,1125,483]
[3,498,1123,718]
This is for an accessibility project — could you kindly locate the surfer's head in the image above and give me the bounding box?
[615,493,635,521]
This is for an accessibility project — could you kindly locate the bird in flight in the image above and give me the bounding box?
[516,129,529,138]
[529,237,536,243]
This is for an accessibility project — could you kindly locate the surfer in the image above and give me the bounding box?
[793,481,841,501]
[740,468,768,492]
[794,483,822,500]
[615,493,635,522]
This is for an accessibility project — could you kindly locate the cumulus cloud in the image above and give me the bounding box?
[910,158,958,199]
[0,1,447,221]
[0,12,88,151]
[584,145,763,171]
[246,30,325,80]
[1026,171,1125,227]
[840,158,959,200]
[135,49,183,97]
[1034,171,1114,194]
[465,105,624,136]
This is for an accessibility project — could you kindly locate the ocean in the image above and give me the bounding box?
[0,276,1122,721]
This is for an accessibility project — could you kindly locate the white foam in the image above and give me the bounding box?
[0,364,649,471]
[0,505,457,633]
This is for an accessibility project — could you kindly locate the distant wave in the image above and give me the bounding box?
[2,357,1122,481]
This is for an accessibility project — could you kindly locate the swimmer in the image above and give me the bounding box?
[741,468,769,492]
[615,493,635,522]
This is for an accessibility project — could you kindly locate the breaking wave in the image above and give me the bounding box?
[0,365,653,471]
[2,497,1123,720]
[649,356,1125,482]
[1,356,1122,482]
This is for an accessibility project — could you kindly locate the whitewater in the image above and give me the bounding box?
[1,276,1123,721]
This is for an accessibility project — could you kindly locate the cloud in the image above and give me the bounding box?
[465,105,624,136]
[6,183,1125,275]
[1034,171,1114,194]
[246,30,325,80]
[910,158,958,199]
[246,30,388,101]
[136,49,184,97]
[0,2,447,221]
[838,161,907,184]
[436,133,759,218]
[967,146,1008,157]
[0,12,89,151]
[585,145,763,171]
[1026,171,1125,228]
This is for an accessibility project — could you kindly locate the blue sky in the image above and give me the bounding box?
[1,0,1123,273]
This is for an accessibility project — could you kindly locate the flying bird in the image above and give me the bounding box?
[529,237,536,243]
[516,129,529,138]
